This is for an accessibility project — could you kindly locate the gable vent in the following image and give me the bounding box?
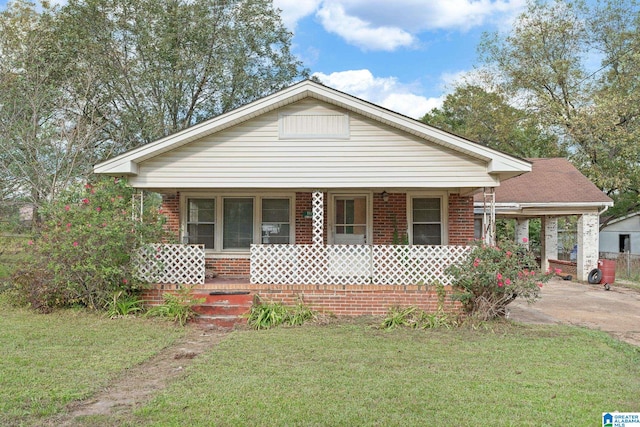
[279,113,349,139]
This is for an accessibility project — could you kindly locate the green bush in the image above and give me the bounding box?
[445,239,553,320]
[145,286,204,326]
[10,178,168,311]
[247,295,316,329]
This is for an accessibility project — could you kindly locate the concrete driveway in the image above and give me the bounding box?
[508,278,640,346]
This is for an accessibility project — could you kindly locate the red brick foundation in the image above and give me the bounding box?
[141,283,462,317]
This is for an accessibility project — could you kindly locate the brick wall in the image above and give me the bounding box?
[256,286,461,316]
[205,258,250,277]
[448,194,475,245]
[373,192,407,244]
[161,193,180,240]
[142,283,463,316]
[295,192,313,244]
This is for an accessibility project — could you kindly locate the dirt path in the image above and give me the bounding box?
[509,277,640,346]
[42,326,229,426]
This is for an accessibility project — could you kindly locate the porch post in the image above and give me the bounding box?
[541,216,558,272]
[483,187,496,245]
[577,213,599,281]
[515,218,529,249]
[312,190,324,245]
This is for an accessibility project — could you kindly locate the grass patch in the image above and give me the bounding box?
[132,322,640,426]
[0,306,185,426]
[0,234,31,279]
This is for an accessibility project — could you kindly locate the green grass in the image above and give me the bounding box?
[0,306,185,426]
[3,306,640,427]
[130,322,640,427]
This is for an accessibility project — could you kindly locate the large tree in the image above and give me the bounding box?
[0,0,306,212]
[0,1,104,213]
[478,0,640,221]
[421,84,562,158]
[56,0,307,153]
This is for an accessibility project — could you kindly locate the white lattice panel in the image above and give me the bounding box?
[135,244,205,285]
[312,191,324,245]
[250,244,470,285]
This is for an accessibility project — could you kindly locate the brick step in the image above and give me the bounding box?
[190,291,254,329]
[193,292,254,305]
[192,304,251,316]
[192,315,247,329]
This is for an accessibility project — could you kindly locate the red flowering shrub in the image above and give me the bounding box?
[11,178,168,311]
[445,239,553,320]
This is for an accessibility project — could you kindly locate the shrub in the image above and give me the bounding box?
[11,178,168,311]
[105,291,144,318]
[145,286,204,326]
[246,295,316,329]
[445,239,553,320]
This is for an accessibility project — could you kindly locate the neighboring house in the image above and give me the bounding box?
[600,212,640,254]
[94,80,531,316]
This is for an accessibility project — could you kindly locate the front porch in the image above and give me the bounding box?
[138,242,468,325]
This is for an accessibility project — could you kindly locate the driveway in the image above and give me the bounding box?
[508,277,640,346]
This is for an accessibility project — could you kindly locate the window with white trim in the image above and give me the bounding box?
[187,199,215,249]
[223,197,254,250]
[261,198,290,244]
[411,197,442,245]
[185,196,292,251]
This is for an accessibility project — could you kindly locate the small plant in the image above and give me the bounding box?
[246,295,316,329]
[381,304,458,330]
[146,286,204,326]
[381,306,419,329]
[287,299,316,326]
[105,291,144,318]
[445,238,554,320]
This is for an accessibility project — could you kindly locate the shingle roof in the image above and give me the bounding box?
[475,158,613,204]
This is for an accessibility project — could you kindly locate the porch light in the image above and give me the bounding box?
[381,191,389,202]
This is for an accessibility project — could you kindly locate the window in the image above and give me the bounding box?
[261,199,290,244]
[187,199,215,249]
[223,198,254,250]
[620,234,630,253]
[185,195,293,252]
[412,197,442,245]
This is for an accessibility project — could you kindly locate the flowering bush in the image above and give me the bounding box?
[445,239,554,320]
[11,178,168,311]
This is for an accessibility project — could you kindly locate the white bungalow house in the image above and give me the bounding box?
[94,80,532,316]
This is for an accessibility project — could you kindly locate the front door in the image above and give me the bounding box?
[333,196,367,244]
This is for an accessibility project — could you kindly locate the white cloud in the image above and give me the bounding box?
[316,3,415,51]
[272,0,322,30]
[313,69,443,118]
[275,0,526,51]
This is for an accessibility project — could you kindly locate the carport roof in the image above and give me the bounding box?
[474,158,613,215]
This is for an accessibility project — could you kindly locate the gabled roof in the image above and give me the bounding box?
[94,79,530,180]
[474,158,613,215]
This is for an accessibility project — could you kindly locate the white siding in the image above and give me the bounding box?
[130,100,496,189]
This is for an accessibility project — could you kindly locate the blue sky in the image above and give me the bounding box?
[0,0,529,118]
[274,0,528,118]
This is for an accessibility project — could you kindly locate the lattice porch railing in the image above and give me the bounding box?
[250,244,470,286]
[135,244,205,285]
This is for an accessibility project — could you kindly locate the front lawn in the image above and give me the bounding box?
[2,306,639,426]
[0,306,185,426]
[133,321,640,426]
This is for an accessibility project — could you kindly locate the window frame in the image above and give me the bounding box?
[407,193,448,246]
[181,193,295,255]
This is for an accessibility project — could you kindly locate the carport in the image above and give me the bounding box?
[475,158,613,282]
